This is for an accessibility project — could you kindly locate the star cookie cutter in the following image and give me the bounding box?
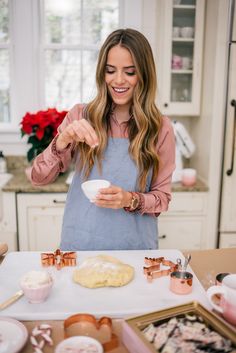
[143,256,179,282]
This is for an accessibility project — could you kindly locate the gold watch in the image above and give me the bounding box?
[124,192,140,212]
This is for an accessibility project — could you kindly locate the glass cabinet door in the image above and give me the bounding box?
[171,0,195,103]
[160,0,205,116]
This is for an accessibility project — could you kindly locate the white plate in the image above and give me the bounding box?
[0,317,28,353]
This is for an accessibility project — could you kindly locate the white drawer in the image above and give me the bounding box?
[17,193,67,207]
[158,216,204,250]
[167,192,207,214]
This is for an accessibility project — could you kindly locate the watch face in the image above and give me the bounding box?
[132,196,139,209]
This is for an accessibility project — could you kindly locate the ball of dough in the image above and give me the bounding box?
[73,255,134,288]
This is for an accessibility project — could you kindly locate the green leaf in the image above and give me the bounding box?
[27,147,36,163]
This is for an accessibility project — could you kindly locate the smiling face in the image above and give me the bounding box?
[105,44,138,109]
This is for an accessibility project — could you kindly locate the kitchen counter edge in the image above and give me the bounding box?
[2,169,208,193]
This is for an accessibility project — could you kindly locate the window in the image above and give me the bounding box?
[0,0,10,123]
[0,0,120,129]
[42,0,119,110]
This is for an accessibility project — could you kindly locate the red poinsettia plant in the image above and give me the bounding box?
[20,108,68,162]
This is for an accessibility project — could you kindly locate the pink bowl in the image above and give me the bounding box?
[20,279,53,304]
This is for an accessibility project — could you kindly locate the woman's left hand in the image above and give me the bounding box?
[94,185,132,209]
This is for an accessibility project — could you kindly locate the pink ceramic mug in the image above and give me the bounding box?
[181,168,197,186]
[206,274,236,326]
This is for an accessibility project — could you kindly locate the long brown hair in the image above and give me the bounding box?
[78,28,162,192]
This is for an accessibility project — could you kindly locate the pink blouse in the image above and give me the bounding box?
[30,104,176,215]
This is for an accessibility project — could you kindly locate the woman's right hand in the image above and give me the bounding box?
[56,119,99,150]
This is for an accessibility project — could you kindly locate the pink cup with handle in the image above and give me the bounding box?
[206,274,236,326]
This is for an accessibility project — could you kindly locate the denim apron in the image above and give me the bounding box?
[60,138,158,250]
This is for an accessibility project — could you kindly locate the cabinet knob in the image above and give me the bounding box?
[159,234,167,239]
[164,103,168,108]
[53,199,66,204]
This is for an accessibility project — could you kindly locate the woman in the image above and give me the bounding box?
[30,28,175,250]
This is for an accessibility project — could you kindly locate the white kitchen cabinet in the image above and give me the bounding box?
[158,192,207,249]
[0,192,17,251]
[158,0,205,115]
[17,193,67,251]
[16,191,207,251]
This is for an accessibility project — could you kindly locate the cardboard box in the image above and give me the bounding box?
[122,301,236,353]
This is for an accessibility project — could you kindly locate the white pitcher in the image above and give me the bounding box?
[206,274,236,326]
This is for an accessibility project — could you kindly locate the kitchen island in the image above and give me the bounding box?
[0,248,235,352]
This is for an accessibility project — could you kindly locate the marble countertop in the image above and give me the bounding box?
[2,168,69,193]
[2,170,208,193]
[2,156,208,193]
[2,156,69,193]
[171,178,208,192]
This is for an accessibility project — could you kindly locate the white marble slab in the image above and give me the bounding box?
[0,250,210,320]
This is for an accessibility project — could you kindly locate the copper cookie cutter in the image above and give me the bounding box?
[41,249,77,270]
[143,257,179,282]
[64,313,119,351]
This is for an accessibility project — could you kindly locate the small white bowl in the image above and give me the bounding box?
[20,270,53,304]
[55,336,103,353]
[81,179,110,202]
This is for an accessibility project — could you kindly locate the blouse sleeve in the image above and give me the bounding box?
[138,116,176,216]
[30,104,84,186]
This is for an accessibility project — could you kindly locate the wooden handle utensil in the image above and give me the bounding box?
[0,290,24,310]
